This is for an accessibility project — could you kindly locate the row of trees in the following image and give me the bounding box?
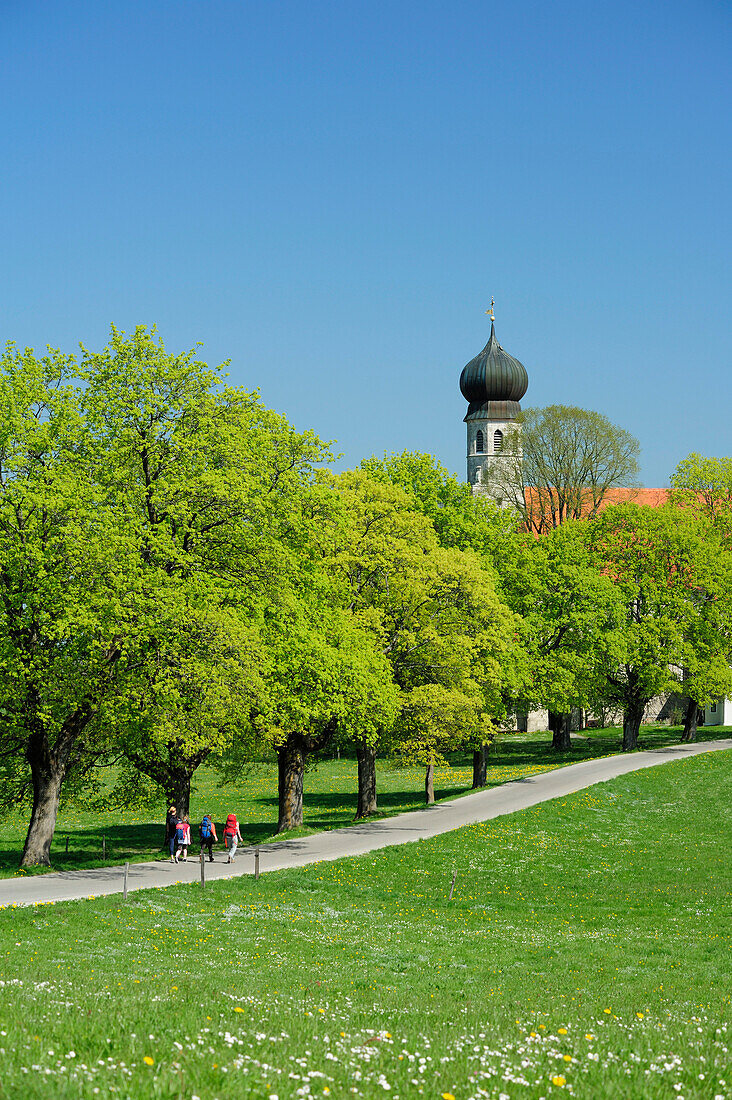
[1,329,731,866]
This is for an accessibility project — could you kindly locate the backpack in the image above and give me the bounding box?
[224,813,237,835]
[200,816,212,839]
[175,822,187,842]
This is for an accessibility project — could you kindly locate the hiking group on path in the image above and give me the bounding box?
[165,807,243,865]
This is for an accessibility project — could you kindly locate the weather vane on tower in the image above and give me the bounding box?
[485,297,495,322]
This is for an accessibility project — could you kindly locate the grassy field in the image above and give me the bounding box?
[0,748,730,1098]
[2,724,729,878]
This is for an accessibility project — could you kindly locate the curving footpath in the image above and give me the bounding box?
[2,738,731,909]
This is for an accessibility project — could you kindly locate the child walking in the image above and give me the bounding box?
[174,815,191,863]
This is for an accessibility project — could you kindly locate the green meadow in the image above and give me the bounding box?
[1,725,728,879]
[0,748,730,1098]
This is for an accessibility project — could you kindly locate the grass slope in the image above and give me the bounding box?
[0,750,730,1098]
[2,725,728,878]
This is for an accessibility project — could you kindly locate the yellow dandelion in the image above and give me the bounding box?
[234,1007,245,1013]
[143,1056,154,1066]
[585,1033,595,1040]
[551,1076,566,1087]
[636,1012,644,1019]
[563,1054,572,1062]
[557,1027,568,1035]
[442,1094,456,1100]
[603,1008,612,1014]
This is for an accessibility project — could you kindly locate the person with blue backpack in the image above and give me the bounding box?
[199,813,218,862]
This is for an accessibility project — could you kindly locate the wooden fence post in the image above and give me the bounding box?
[254,848,260,881]
[200,850,205,890]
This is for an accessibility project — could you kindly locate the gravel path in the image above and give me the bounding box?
[2,738,730,908]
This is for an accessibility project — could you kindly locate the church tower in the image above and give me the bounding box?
[459,307,529,497]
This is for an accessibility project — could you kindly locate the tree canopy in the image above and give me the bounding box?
[0,327,333,864]
[486,405,641,534]
[585,503,732,750]
[3,328,732,863]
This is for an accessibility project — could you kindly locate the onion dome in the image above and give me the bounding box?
[460,321,529,421]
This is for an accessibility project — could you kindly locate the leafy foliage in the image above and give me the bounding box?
[485,405,641,533]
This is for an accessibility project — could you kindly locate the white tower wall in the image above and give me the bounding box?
[466,417,519,490]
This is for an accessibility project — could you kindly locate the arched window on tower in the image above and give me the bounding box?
[475,430,484,454]
[493,429,503,453]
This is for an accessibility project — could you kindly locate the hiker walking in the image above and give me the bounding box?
[166,806,179,862]
[223,812,242,863]
[174,814,191,863]
[199,813,218,862]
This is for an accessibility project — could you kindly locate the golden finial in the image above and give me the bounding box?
[485,297,495,322]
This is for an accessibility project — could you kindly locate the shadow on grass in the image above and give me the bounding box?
[0,823,167,876]
[3,726,728,875]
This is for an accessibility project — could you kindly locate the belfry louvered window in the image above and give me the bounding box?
[475,430,484,453]
[493,429,503,453]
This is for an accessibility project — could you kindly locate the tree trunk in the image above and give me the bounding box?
[21,733,65,868]
[472,744,489,788]
[277,735,306,832]
[425,763,435,805]
[550,711,572,752]
[622,706,643,751]
[355,740,378,819]
[681,698,701,742]
[125,745,212,820]
[165,776,192,819]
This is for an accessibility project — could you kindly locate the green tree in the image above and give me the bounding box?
[113,605,264,816]
[264,596,398,833]
[357,454,524,784]
[0,326,330,866]
[361,450,518,553]
[500,521,625,751]
[670,453,732,738]
[487,405,641,534]
[325,470,522,808]
[0,343,147,866]
[324,471,437,815]
[670,453,732,530]
[586,504,732,750]
[397,684,488,804]
[81,326,333,834]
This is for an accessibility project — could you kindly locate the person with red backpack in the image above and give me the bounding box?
[199,813,218,862]
[223,812,242,863]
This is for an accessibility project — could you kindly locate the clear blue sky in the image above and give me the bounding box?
[2,0,729,486]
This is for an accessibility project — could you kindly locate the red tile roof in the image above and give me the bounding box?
[593,487,670,511]
[520,486,670,532]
